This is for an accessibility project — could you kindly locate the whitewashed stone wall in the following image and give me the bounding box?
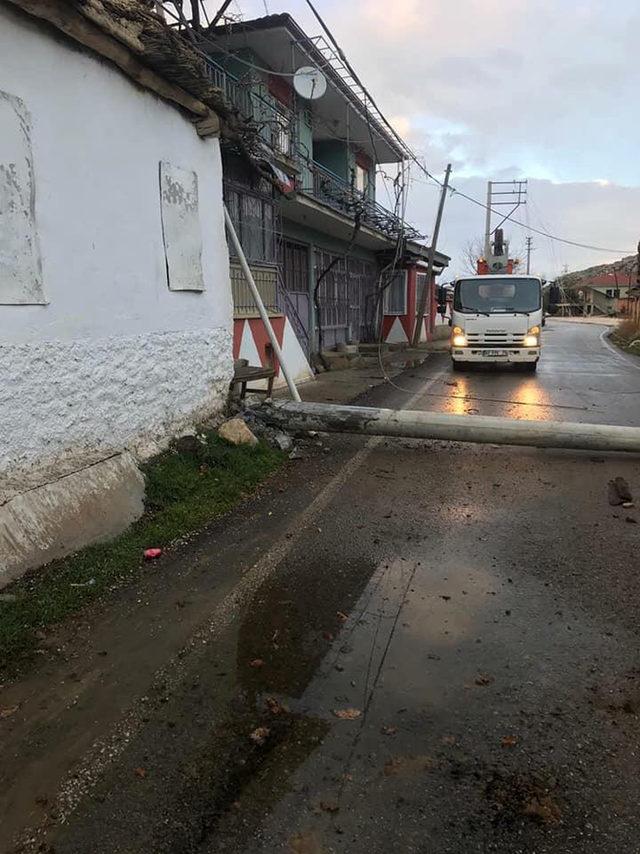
[0,5,234,493]
[0,329,232,492]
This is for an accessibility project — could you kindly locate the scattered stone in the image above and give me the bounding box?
[608,477,633,506]
[273,432,293,452]
[218,417,258,447]
[626,517,637,524]
[475,674,494,687]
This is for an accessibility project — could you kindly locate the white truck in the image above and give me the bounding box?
[449,273,544,372]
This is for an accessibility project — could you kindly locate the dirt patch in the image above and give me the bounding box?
[383,755,438,777]
[485,770,562,827]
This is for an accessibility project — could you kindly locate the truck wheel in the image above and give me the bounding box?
[452,360,467,372]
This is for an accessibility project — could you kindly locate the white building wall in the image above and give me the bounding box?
[0,6,233,490]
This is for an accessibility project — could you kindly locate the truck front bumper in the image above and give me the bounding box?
[451,347,540,363]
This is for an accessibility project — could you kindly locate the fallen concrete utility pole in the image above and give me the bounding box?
[261,401,640,453]
[224,205,301,403]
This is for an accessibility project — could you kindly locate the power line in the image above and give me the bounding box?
[409,173,634,255]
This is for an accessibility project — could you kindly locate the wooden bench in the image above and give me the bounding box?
[231,344,276,400]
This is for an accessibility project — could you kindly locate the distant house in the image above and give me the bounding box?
[200,13,449,378]
[578,272,634,316]
[0,0,235,582]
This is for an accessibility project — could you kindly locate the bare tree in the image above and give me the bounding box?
[461,238,484,275]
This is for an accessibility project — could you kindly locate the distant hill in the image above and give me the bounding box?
[558,255,637,289]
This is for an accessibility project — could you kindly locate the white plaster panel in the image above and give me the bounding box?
[159,162,204,292]
[0,90,44,304]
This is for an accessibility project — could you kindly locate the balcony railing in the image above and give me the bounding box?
[304,160,422,242]
[203,57,294,158]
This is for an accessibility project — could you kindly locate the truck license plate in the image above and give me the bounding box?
[485,349,507,357]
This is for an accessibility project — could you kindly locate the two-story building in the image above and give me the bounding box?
[202,13,449,381]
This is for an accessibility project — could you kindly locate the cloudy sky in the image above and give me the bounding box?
[215,0,640,278]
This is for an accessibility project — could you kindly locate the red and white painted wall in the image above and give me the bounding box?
[381,264,438,346]
[233,315,314,389]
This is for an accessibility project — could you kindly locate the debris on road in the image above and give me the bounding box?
[69,578,96,587]
[134,767,147,779]
[249,658,265,669]
[333,708,362,720]
[218,417,259,447]
[501,735,518,748]
[265,696,288,716]
[0,705,19,720]
[608,477,633,506]
[143,548,162,561]
[318,800,340,813]
[475,674,495,687]
[249,726,271,745]
[380,725,398,736]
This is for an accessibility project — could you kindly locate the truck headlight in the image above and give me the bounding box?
[523,334,538,347]
[452,333,467,347]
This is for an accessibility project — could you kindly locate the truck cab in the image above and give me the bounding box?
[449,274,543,372]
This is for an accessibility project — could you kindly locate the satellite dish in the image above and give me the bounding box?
[293,66,327,100]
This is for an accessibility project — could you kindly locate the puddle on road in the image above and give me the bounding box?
[204,546,640,853]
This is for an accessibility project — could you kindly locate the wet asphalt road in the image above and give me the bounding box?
[4,320,640,854]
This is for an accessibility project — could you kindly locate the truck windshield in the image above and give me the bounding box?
[454,278,541,314]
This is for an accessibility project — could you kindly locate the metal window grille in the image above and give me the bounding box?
[225,184,278,265]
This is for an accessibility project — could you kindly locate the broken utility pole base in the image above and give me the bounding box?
[261,401,640,454]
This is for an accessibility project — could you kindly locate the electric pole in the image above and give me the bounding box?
[411,164,452,348]
[484,180,528,260]
[526,236,533,274]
